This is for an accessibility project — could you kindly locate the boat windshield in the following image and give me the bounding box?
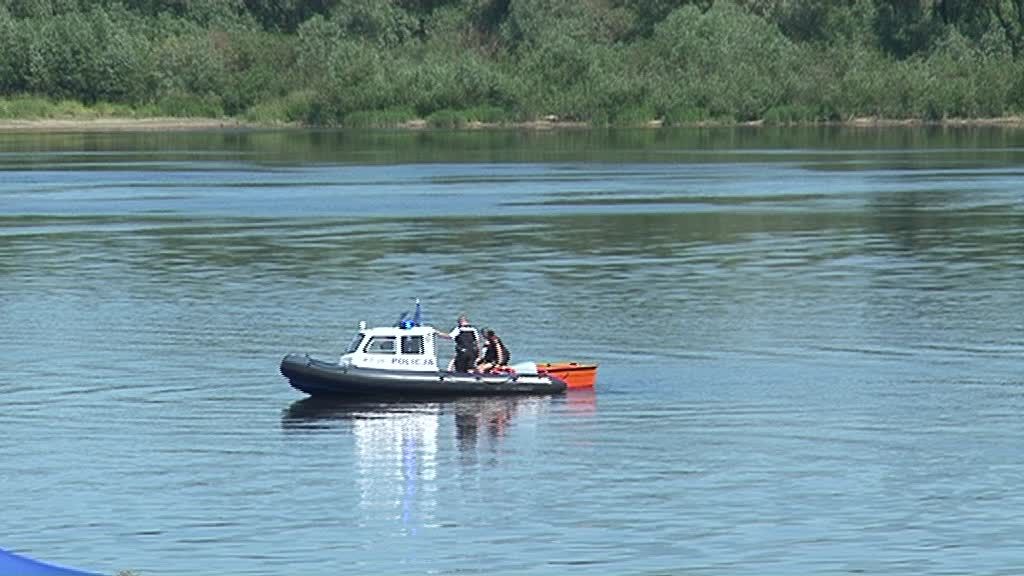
[345,333,365,354]
[365,336,396,354]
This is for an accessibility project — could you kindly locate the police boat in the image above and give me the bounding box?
[280,308,568,398]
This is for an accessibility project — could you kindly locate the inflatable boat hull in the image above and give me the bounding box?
[281,354,567,397]
[538,362,598,388]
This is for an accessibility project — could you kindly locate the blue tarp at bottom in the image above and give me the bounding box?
[0,547,102,576]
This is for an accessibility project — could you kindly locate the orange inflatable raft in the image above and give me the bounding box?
[537,362,598,389]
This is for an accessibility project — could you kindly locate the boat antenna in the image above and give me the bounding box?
[395,299,423,329]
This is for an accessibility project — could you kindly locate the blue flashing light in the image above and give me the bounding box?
[396,300,424,329]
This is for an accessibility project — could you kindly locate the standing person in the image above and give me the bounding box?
[437,314,481,373]
[477,329,510,372]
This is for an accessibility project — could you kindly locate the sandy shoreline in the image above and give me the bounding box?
[0,117,273,132]
[2,116,1024,132]
[0,117,593,131]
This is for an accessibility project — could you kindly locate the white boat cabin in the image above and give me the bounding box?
[340,322,443,372]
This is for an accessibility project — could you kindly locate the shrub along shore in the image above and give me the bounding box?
[2,93,1023,132]
[3,107,1024,132]
[3,1,1024,129]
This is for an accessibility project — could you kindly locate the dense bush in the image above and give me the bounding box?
[2,0,1024,124]
[645,2,795,121]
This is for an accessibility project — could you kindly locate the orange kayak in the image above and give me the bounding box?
[537,362,598,389]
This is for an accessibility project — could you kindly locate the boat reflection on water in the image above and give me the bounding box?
[281,392,597,436]
[453,397,520,454]
[282,396,444,532]
[281,396,538,471]
[281,395,556,446]
[565,388,597,415]
[281,392,597,455]
[280,393,595,529]
[281,396,446,429]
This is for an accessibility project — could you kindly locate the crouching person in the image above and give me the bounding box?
[477,329,510,372]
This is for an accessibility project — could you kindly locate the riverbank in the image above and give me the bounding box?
[0,117,277,132]
[3,115,1024,132]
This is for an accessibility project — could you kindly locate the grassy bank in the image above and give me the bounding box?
[0,95,137,120]
[5,94,1024,132]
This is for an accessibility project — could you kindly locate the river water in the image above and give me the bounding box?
[1,127,1022,575]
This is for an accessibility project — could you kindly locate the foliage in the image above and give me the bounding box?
[0,95,53,118]
[426,108,469,128]
[2,0,1024,124]
[644,1,795,121]
[763,104,819,125]
[0,94,138,118]
[342,106,416,127]
[245,89,317,123]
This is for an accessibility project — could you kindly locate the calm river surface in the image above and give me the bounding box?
[1,127,1023,575]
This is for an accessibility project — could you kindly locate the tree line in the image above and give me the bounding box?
[1,0,1023,126]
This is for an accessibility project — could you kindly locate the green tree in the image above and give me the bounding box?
[874,0,942,57]
[645,1,794,120]
[738,0,877,46]
[616,0,710,38]
[501,0,631,49]
[243,0,337,31]
[988,0,1024,56]
[329,0,420,46]
[1,0,80,18]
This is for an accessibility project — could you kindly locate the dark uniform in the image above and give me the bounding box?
[453,325,480,372]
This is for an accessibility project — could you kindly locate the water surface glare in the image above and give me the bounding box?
[1,128,1023,575]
